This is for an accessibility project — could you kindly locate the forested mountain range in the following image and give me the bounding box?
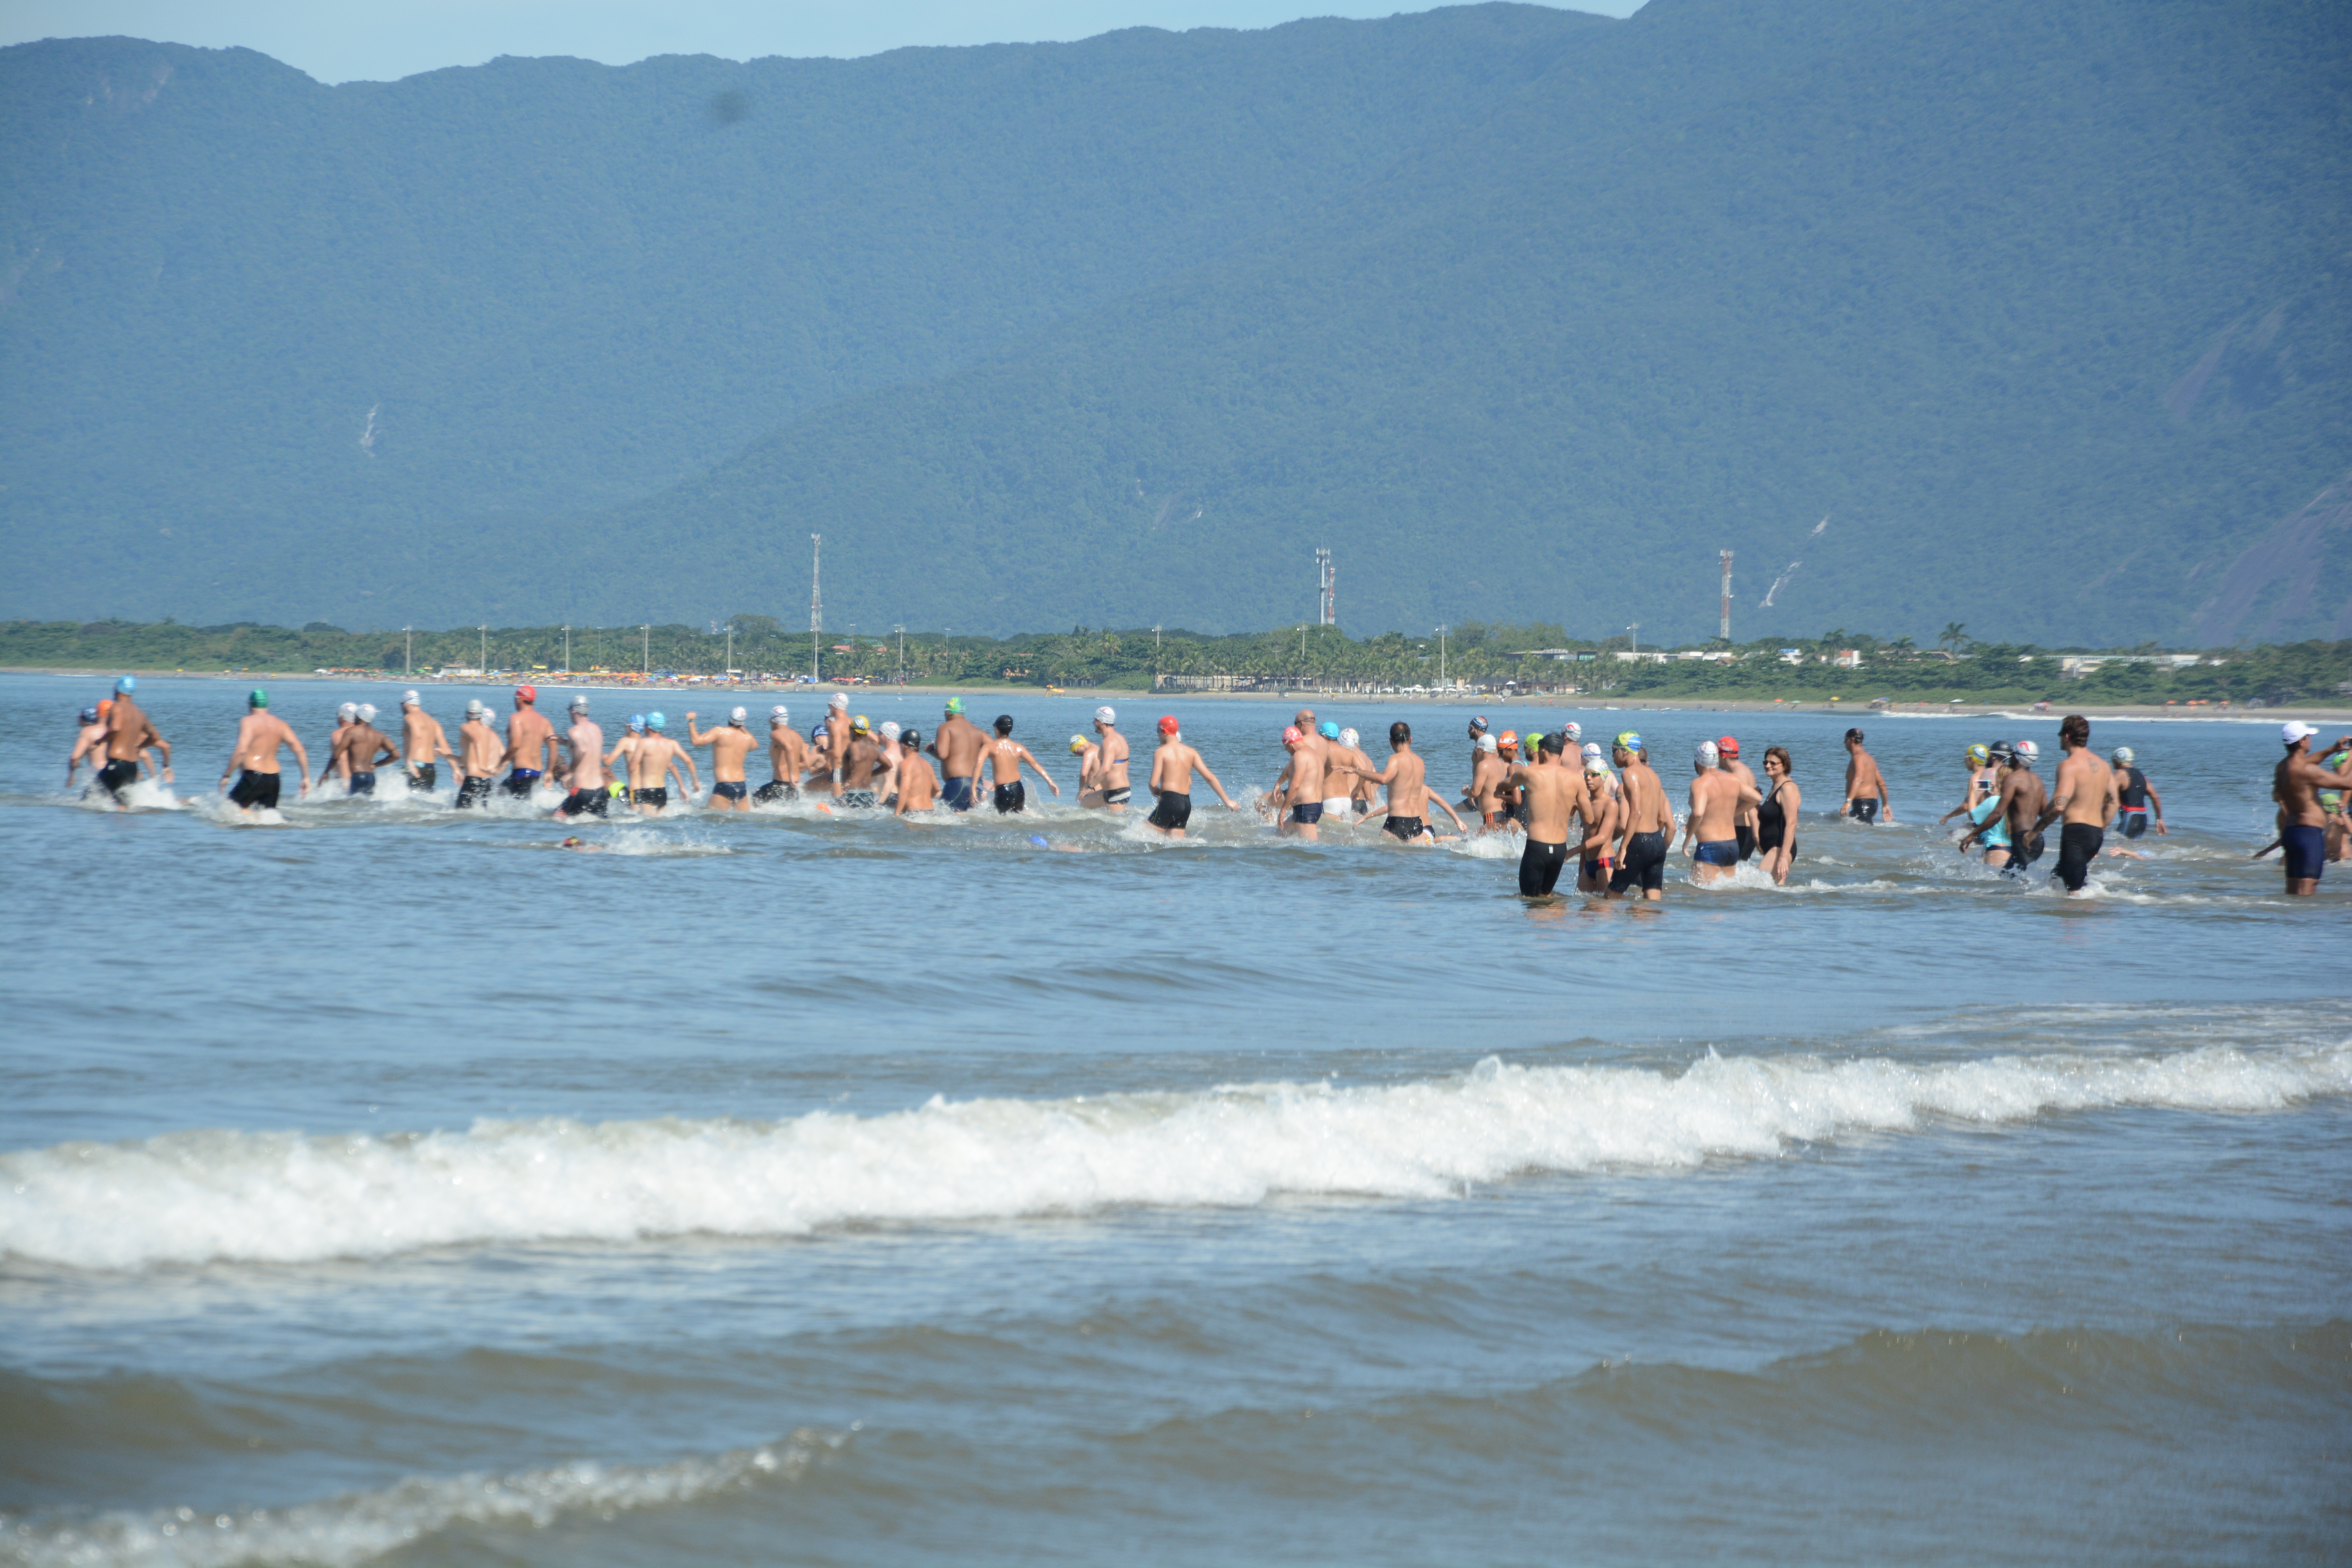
[4,0,2346,644]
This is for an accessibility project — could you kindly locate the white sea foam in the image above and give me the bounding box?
[5,1045,2346,1271]
[0,1431,840,1568]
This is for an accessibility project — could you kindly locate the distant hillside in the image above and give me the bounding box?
[1,5,1595,621]
[4,0,2347,645]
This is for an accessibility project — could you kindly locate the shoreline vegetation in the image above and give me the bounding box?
[6,618,2351,712]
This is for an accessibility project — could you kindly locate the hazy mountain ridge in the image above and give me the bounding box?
[2,5,1599,618]
[4,0,2347,643]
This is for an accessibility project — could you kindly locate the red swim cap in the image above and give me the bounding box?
[1158,715,1180,734]
[1717,735,1740,754]
[516,684,537,703]
[1283,726,1303,744]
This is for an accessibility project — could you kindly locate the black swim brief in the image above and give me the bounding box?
[993,781,1026,815]
[1735,823,1757,860]
[2056,822,2103,891]
[1609,829,1669,894]
[1518,838,1569,896]
[502,768,541,798]
[96,759,139,800]
[754,780,797,804]
[1149,790,1193,831]
[942,777,976,811]
[713,781,748,803]
[348,771,377,796]
[2118,808,2149,839]
[228,769,280,810]
[1290,802,1323,826]
[456,775,494,808]
[2005,831,2045,873]
[842,789,878,808]
[634,787,669,809]
[559,787,609,818]
[408,764,437,791]
[1382,815,1424,842]
[1847,797,1880,824]
[1104,786,1132,808]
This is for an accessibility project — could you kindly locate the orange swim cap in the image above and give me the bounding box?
[516,684,537,702]
[1158,715,1180,735]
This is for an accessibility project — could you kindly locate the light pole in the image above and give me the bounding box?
[561,625,570,673]
[895,624,905,684]
[403,626,412,677]
[1628,623,1639,656]
[724,622,734,679]
[479,625,487,673]
[1437,624,1447,692]
[641,624,650,678]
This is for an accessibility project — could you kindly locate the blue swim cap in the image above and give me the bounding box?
[646,711,666,731]
[248,689,268,708]
[115,675,135,693]
[1029,836,1049,848]
[78,706,98,724]
[1318,721,1340,740]
[628,713,645,733]
[1615,731,1643,753]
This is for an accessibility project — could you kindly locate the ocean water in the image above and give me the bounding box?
[2,674,2347,1566]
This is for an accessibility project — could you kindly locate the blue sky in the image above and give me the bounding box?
[1,0,1639,83]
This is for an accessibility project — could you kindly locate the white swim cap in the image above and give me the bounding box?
[1095,706,1116,725]
[465,699,486,717]
[829,693,849,709]
[1477,734,1497,753]
[357,703,377,722]
[1585,755,1610,775]
[1695,739,1718,766]
[402,690,419,706]
[730,706,747,724]
[2112,746,2135,765]
[2011,739,2040,764]
[771,705,789,721]
[1581,742,1604,761]
[1563,722,1582,740]
[1339,728,1359,748]
[881,720,901,741]
[338,702,357,720]
[569,694,590,711]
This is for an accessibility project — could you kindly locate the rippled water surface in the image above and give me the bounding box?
[3,675,2347,1565]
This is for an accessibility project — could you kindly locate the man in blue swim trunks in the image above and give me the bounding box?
[1681,739,1761,884]
[502,684,556,799]
[2272,720,2352,896]
[929,696,987,811]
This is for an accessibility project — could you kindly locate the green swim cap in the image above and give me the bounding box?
[1615,731,1642,752]
[248,689,268,708]
[945,697,965,714]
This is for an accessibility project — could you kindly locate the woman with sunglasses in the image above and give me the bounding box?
[1756,746,1801,885]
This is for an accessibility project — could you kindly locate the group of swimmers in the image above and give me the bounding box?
[60,680,2352,897]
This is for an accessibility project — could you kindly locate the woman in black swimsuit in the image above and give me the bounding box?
[1757,746,1801,885]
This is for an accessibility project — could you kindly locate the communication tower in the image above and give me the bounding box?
[1719,549,1734,641]
[809,533,823,683]
[1316,548,1336,626]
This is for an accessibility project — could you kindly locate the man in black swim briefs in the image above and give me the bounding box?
[1606,732,1675,900]
[2040,713,2115,893]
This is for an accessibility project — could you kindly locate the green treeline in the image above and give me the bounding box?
[8,619,2348,708]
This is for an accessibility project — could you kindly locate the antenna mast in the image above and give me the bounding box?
[1719,549,1734,641]
[809,533,823,684]
[1316,547,1335,626]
